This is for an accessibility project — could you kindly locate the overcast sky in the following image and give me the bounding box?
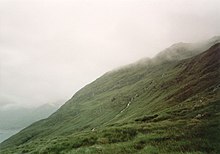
[0,0,220,108]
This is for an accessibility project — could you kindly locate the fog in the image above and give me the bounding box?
[0,0,220,108]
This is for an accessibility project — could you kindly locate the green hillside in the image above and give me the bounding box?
[0,41,219,154]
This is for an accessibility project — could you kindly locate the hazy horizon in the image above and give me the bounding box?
[1,0,220,109]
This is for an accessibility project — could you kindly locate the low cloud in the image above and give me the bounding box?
[0,0,220,107]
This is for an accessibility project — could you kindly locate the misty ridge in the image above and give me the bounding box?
[1,36,219,153]
[1,0,220,111]
[1,36,219,132]
[109,35,220,72]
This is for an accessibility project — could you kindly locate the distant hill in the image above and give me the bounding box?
[1,37,219,154]
[0,103,61,130]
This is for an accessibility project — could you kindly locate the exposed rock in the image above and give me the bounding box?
[135,94,139,97]
[195,114,202,119]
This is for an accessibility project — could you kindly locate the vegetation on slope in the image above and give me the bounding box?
[0,42,219,154]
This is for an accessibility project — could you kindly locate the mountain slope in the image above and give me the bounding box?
[1,42,219,154]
